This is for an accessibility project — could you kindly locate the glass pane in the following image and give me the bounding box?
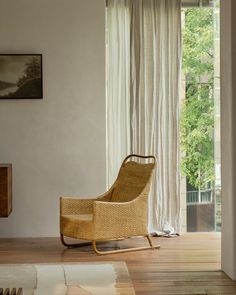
[180,0,221,232]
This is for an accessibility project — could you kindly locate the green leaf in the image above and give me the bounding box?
[181,8,215,189]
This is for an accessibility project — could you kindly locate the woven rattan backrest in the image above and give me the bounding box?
[111,160,155,202]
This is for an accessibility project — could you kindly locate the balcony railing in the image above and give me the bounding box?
[187,189,213,204]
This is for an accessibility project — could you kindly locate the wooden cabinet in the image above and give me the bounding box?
[0,164,12,217]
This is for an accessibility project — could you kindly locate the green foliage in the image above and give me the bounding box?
[183,8,214,83]
[181,8,215,189]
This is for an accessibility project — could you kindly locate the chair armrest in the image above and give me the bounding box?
[60,186,114,215]
[93,198,146,223]
[60,197,95,215]
[93,198,147,239]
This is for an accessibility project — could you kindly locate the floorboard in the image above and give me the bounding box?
[0,233,235,294]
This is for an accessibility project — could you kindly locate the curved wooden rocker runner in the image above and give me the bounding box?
[60,154,160,254]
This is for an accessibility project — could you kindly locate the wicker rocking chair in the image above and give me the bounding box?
[60,154,160,254]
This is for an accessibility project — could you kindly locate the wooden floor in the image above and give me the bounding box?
[0,233,235,294]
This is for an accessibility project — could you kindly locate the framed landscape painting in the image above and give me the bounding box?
[0,54,42,99]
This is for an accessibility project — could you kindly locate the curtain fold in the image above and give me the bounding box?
[106,0,182,233]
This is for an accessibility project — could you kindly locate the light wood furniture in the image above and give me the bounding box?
[0,164,12,217]
[60,154,160,254]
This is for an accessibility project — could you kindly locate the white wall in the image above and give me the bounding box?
[221,0,236,281]
[0,0,106,237]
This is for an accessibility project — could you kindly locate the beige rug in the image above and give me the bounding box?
[0,262,135,295]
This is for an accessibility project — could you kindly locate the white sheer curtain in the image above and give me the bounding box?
[106,0,131,186]
[106,0,182,233]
